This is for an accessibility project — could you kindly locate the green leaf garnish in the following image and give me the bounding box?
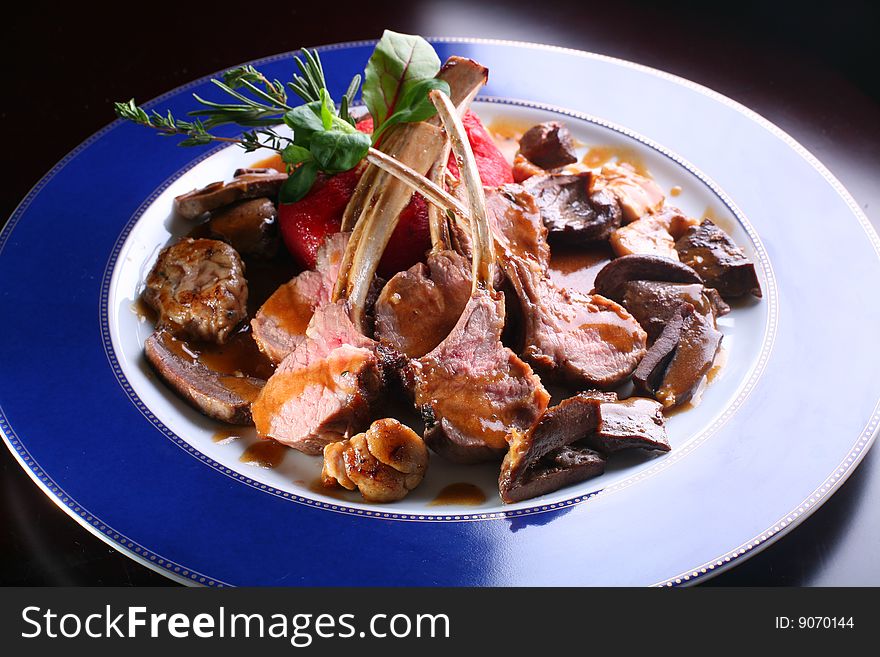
[114,33,449,201]
[280,160,318,203]
[363,30,441,128]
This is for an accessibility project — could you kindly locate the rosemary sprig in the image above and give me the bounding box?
[114,36,447,203]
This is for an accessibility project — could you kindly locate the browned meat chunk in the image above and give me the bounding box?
[633,303,722,408]
[517,121,578,170]
[143,238,248,344]
[144,330,264,424]
[321,418,429,502]
[593,253,703,300]
[374,250,471,358]
[411,290,550,464]
[251,302,385,454]
[523,172,622,244]
[174,169,288,220]
[656,206,701,239]
[251,232,349,363]
[507,256,648,387]
[209,197,278,258]
[592,163,665,222]
[675,219,762,298]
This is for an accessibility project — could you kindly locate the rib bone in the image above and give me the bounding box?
[333,58,488,332]
[429,89,495,290]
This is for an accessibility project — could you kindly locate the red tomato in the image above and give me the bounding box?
[445,111,514,186]
[277,111,510,275]
[277,168,361,270]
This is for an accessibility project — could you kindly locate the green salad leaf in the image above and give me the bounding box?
[114,32,448,203]
[363,30,442,129]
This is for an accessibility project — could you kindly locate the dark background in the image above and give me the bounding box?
[2,0,879,585]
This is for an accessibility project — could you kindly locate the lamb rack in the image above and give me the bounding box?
[249,61,489,455]
[405,90,551,463]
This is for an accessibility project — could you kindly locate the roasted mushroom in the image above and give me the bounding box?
[321,418,429,502]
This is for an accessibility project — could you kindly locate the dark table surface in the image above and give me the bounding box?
[2,0,879,586]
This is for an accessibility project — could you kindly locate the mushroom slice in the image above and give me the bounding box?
[592,253,703,300]
[517,121,578,170]
[174,169,288,220]
[208,197,278,259]
[633,302,723,408]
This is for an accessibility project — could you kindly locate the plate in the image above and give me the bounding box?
[1,39,878,586]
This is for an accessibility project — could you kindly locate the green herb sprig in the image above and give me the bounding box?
[115,33,449,203]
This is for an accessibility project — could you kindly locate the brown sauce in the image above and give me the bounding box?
[582,146,650,177]
[702,205,735,234]
[308,477,357,500]
[173,329,276,382]
[488,118,532,164]
[257,279,316,336]
[212,428,242,444]
[429,483,487,506]
[239,439,288,468]
[670,186,683,197]
[548,244,614,295]
[131,295,158,324]
[251,153,285,172]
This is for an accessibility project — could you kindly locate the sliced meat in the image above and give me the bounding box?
[374,249,472,358]
[479,183,646,388]
[592,163,664,222]
[618,280,728,342]
[517,121,578,170]
[143,238,247,344]
[174,169,288,220]
[251,301,385,454]
[486,184,551,267]
[251,232,349,363]
[508,256,648,387]
[593,253,703,300]
[523,172,622,244]
[321,418,429,502]
[144,329,264,424]
[633,303,722,408]
[675,219,762,298]
[208,197,278,258]
[412,290,550,464]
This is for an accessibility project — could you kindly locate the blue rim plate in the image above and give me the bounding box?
[2,39,878,586]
